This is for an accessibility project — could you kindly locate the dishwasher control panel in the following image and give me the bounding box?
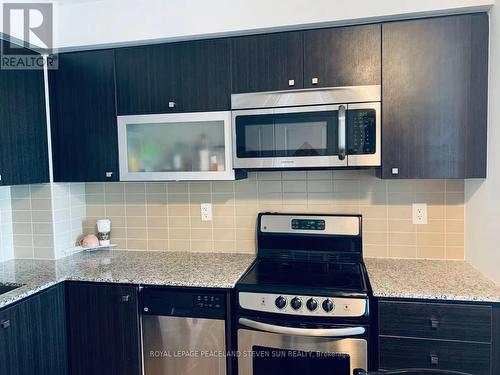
[140,287,226,319]
[194,294,224,309]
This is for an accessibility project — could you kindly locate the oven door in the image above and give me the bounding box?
[232,105,348,169]
[237,318,367,375]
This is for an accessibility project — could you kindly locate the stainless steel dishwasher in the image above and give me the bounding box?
[140,287,227,375]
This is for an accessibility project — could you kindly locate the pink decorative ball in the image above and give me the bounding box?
[80,234,100,248]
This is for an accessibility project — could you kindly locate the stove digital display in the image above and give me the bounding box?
[291,219,325,230]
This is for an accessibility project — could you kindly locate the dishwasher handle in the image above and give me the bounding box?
[239,318,365,337]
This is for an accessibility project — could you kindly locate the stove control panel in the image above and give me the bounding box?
[239,292,367,318]
[291,219,325,231]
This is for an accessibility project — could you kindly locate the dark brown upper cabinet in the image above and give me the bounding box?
[303,24,381,88]
[49,49,119,182]
[115,42,180,115]
[231,31,304,93]
[177,38,231,112]
[115,38,231,115]
[0,42,49,186]
[381,13,488,179]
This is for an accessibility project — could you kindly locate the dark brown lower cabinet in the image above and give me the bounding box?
[0,284,67,375]
[65,282,140,375]
[379,301,492,342]
[493,307,500,375]
[379,336,491,375]
[378,300,497,375]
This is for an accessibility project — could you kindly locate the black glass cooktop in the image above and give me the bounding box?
[237,259,368,296]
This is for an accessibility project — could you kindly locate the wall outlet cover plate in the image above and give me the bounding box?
[200,203,213,221]
[412,203,428,225]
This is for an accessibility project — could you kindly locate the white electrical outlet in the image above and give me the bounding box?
[200,203,213,221]
[412,203,428,225]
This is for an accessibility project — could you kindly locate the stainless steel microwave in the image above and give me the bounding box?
[231,85,381,170]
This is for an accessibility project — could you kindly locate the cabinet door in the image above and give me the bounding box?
[0,286,66,375]
[0,43,49,186]
[0,303,18,375]
[39,284,67,375]
[66,282,140,375]
[177,38,231,112]
[493,307,500,375]
[381,14,488,178]
[49,50,119,182]
[379,301,492,342]
[0,296,43,375]
[303,24,381,88]
[231,31,304,93]
[379,336,491,375]
[115,43,179,115]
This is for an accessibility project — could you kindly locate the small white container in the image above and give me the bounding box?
[96,219,111,246]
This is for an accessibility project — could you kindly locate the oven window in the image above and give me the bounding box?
[235,111,339,158]
[252,346,350,375]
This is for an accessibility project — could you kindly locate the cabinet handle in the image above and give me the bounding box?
[0,320,10,329]
[121,294,130,302]
[0,174,2,182]
[168,101,176,108]
[430,353,439,366]
[105,171,113,178]
[391,167,399,175]
[311,77,319,85]
[288,79,295,87]
[430,317,440,330]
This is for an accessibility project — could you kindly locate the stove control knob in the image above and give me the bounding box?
[290,297,302,310]
[322,299,335,312]
[306,298,318,311]
[275,296,287,309]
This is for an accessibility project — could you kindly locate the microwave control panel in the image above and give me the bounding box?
[347,109,376,155]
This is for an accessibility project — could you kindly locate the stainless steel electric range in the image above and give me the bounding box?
[235,213,372,375]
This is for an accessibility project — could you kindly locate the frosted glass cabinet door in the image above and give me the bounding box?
[117,112,235,181]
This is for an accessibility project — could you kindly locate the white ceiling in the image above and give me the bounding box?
[1,0,495,50]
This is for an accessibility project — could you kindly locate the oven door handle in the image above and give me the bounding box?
[239,318,365,337]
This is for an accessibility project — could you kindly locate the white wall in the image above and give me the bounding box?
[0,186,14,261]
[55,0,493,49]
[465,5,500,283]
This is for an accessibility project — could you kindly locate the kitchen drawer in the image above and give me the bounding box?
[379,301,492,342]
[380,336,491,375]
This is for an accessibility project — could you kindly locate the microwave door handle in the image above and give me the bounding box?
[338,105,346,160]
[239,318,365,337]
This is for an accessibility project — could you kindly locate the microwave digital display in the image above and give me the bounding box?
[347,109,376,154]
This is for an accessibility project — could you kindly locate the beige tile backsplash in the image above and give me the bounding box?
[9,183,86,259]
[11,184,54,259]
[81,170,465,259]
[0,170,464,260]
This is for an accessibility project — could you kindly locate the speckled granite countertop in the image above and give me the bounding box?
[365,258,500,303]
[2,252,500,310]
[0,250,255,309]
